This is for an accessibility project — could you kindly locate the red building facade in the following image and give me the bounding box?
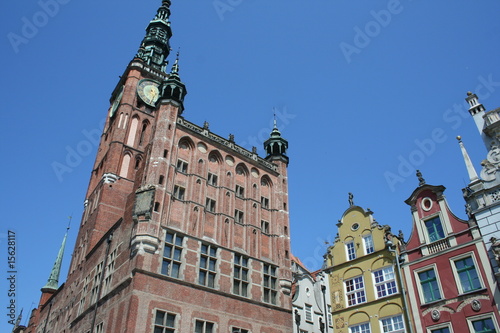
[26,1,293,332]
[401,175,500,333]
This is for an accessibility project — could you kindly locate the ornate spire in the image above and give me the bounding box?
[161,50,187,112]
[136,1,173,72]
[42,219,71,291]
[264,112,289,164]
[457,136,480,183]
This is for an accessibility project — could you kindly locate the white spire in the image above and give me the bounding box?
[457,136,479,183]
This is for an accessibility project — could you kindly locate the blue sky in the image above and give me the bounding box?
[1,0,500,330]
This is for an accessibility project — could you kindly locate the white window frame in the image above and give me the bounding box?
[363,234,374,254]
[450,252,484,294]
[467,313,500,333]
[346,240,356,261]
[154,309,177,332]
[427,323,453,333]
[414,264,444,304]
[380,314,405,333]
[349,322,371,333]
[373,266,398,299]
[345,275,366,307]
[305,304,313,322]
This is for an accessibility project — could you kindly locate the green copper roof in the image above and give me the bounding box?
[42,228,69,291]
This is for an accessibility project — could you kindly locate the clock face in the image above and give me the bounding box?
[137,79,160,106]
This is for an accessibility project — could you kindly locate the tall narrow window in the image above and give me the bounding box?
[205,198,216,213]
[173,185,185,200]
[199,244,217,288]
[119,154,131,178]
[305,304,313,322]
[373,266,397,298]
[454,257,481,293]
[138,122,147,146]
[235,185,245,198]
[207,173,218,186]
[261,220,270,234]
[195,320,214,333]
[261,196,269,209]
[95,322,104,333]
[263,264,278,305]
[90,262,103,304]
[235,210,244,223]
[425,216,445,242]
[418,268,442,303]
[345,276,366,306]
[103,248,117,295]
[176,159,188,173]
[126,117,139,146]
[161,231,183,278]
[233,254,249,297]
[380,314,404,333]
[363,234,374,254]
[346,241,356,261]
[154,310,176,333]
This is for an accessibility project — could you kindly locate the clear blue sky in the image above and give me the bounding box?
[1,0,499,330]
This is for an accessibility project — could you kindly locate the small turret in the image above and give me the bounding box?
[161,52,187,113]
[264,117,289,165]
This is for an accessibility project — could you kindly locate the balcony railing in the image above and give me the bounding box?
[427,238,451,254]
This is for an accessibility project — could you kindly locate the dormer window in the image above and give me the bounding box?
[425,216,445,242]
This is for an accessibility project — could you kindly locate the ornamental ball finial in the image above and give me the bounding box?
[456,135,462,141]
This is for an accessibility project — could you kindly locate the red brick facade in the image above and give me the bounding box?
[26,3,293,332]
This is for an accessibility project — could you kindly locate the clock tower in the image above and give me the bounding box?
[26,2,293,332]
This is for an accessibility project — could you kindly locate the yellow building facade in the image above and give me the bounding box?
[324,205,410,333]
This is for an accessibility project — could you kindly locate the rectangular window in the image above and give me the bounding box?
[431,328,450,333]
[374,266,398,298]
[305,304,313,322]
[95,322,104,333]
[418,268,442,303]
[205,198,216,213]
[345,276,366,306]
[263,263,278,305]
[199,244,217,288]
[349,322,371,333]
[233,254,249,297]
[363,234,374,254]
[380,314,405,333]
[207,172,218,186]
[154,310,176,333]
[261,196,269,209]
[235,185,245,198]
[346,241,356,261]
[176,159,188,173]
[195,320,214,333]
[103,248,117,294]
[327,305,333,327]
[425,216,445,242]
[90,262,103,304]
[454,256,481,293]
[261,220,270,234]
[173,185,185,200]
[235,210,244,223]
[471,317,497,333]
[161,231,183,278]
[231,328,249,333]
